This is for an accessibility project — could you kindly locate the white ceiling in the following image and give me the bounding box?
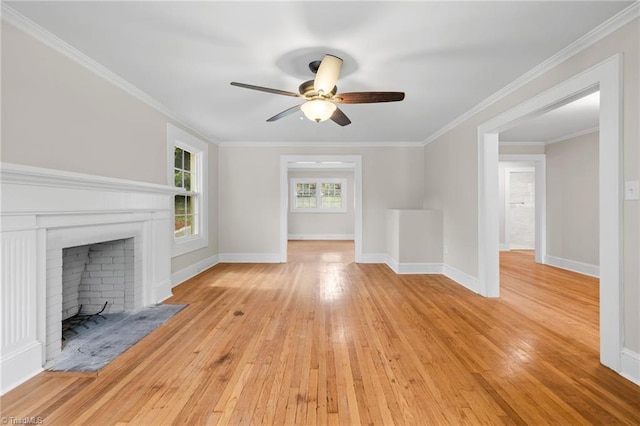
[4,1,632,145]
[500,90,600,144]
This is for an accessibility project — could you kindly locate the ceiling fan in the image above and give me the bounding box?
[230,54,405,126]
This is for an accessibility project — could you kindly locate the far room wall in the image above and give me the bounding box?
[219,145,424,258]
[287,170,355,240]
[497,132,599,270]
[546,131,599,267]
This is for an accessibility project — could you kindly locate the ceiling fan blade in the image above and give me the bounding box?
[230,82,300,98]
[266,104,302,122]
[335,92,405,104]
[314,55,343,95]
[330,107,351,126]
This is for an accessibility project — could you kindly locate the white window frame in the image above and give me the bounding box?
[290,178,347,213]
[167,123,209,257]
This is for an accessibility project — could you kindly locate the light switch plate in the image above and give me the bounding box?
[625,181,640,200]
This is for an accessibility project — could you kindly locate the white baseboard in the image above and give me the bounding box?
[621,348,640,386]
[385,256,400,272]
[171,254,219,288]
[399,263,443,274]
[442,264,480,294]
[359,253,388,264]
[288,234,354,240]
[544,255,599,278]
[1,341,43,395]
[385,256,443,274]
[154,279,175,301]
[218,253,281,263]
[383,256,478,293]
[500,243,510,251]
[510,244,535,250]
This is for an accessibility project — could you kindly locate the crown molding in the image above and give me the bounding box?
[500,125,600,146]
[218,140,424,147]
[545,126,599,145]
[423,2,639,146]
[1,4,220,146]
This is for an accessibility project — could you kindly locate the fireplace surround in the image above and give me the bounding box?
[1,163,178,393]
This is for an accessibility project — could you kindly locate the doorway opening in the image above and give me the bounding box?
[496,92,601,366]
[478,55,621,372]
[499,155,547,263]
[279,155,363,263]
[502,166,536,251]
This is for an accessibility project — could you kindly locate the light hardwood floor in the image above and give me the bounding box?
[2,241,639,424]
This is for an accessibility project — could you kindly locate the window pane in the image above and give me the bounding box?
[186,195,195,215]
[186,215,197,236]
[175,197,198,238]
[322,182,341,196]
[296,182,316,196]
[184,150,192,171]
[175,195,186,214]
[184,171,192,191]
[323,196,342,209]
[174,215,187,237]
[297,197,316,208]
[174,147,183,169]
[174,170,183,188]
[322,183,342,208]
[296,182,316,208]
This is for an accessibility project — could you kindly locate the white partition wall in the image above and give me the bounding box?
[386,209,443,274]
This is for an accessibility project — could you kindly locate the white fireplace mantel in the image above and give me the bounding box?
[0,163,179,394]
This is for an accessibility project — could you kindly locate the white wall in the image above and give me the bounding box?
[1,21,166,183]
[387,209,443,265]
[423,18,639,352]
[287,171,355,239]
[0,21,219,275]
[546,132,599,266]
[423,123,478,276]
[219,146,424,257]
[499,144,546,155]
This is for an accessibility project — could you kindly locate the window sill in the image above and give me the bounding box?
[172,234,208,257]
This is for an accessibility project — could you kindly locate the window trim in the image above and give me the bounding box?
[167,123,209,257]
[290,178,347,213]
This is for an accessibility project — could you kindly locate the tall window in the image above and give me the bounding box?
[174,147,197,238]
[291,178,347,213]
[167,123,208,257]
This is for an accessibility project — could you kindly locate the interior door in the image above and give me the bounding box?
[509,171,535,249]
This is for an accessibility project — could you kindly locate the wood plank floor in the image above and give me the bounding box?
[2,241,639,424]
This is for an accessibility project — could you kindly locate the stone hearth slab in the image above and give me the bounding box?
[47,304,186,372]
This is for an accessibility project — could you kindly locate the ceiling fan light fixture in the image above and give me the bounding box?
[301,100,337,123]
[231,54,404,126]
[314,54,343,94]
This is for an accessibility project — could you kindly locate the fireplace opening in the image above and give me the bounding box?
[59,238,134,349]
[61,301,108,344]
